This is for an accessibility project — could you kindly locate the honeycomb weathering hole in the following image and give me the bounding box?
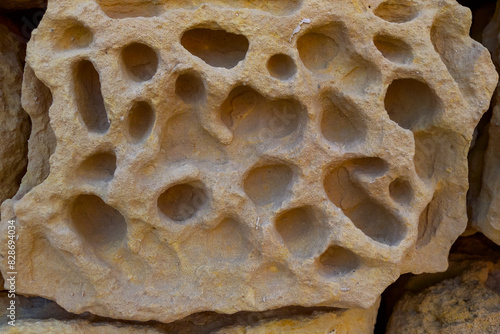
[297,32,339,72]
[389,178,413,204]
[374,35,413,64]
[161,113,228,164]
[275,207,329,258]
[321,95,367,145]
[175,72,206,104]
[78,152,117,181]
[55,23,93,50]
[128,101,155,143]
[384,79,440,130]
[71,195,127,249]
[318,246,360,277]
[374,0,420,23]
[324,158,406,245]
[74,60,110,133]
[220,86,304,140]
[244,164,293,207]
[183,218,251,265]
[158,182,208,222]
[122,42,159,82]
[267,54,297,80]
[181,28,249,69]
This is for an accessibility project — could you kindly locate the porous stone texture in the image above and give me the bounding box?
[213,299,380,334]
[0,23,30,209]
[0,0,496,323]
[386,257,500,333]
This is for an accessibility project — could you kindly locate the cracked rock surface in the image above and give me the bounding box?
[0,0,496,323]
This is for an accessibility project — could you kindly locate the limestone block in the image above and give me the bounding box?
[0,0,495,323]
[387,258,500,334]
[0,23,30,209]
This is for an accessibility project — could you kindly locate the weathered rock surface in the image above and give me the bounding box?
[0,291,379,333]
[0,319,163,333]
[0,1,46,10]
[214,299,380,334]
[0,0,496,323]
[0,23,30,209]
[387,252,500,333]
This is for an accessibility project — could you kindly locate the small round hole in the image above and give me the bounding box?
[267,54,297,80]
[158,182,208,222]
[78,152,116,181]
[374,35,413,64]
[128,101,155,143]
[389,178,413,204]
[71,194,127,250]
[175,72,206,104]
[122,42,159,82]
[56,23,93,50]
[318,246,360,277]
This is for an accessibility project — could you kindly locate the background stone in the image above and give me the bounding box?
[0,1,46,11]
[386,236,500,334]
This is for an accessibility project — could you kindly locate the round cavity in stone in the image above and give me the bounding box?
[275,206,329,258]
[77,151,116,181]
[244,163,293,207]
[121,42,159,82]
[181,28,249,69]
[175,72,206,104]
[158,182,208,222]
[374,0,420,23]
[297,32,339,72]
[374,35,413,64]
[384,78,439,130]
[56,22,93,49]
[389,178,413,204]
[127,101,155,143]
[71,194,127,250]
[318,245,360,277]
[267,54,297,80]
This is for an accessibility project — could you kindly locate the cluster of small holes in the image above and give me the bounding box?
[67,7,420,274]
[373,0,448,249]
[32,0,476,316]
